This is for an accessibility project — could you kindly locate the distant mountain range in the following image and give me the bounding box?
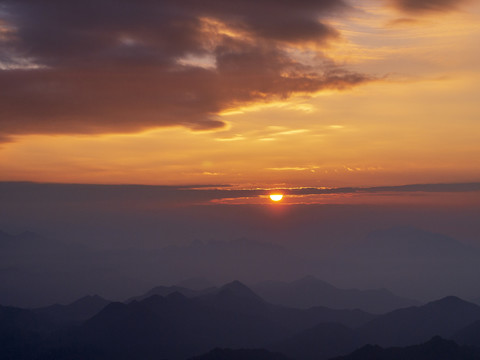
[267,296,480,360]
[359,227,478,259]
[251,275,419,314]
[333,336,480,360]
[126,285,216,303]
[359,296,480,347]
[453,320,480,347]
[327,226,480,300]
[3,280,480,360]
[188,348,292,360]
[50,280,375,359]
[129,275,418,314]
[33,294,111,325]
[2,226,480,307]
[0,280,374,359]
[0,230,304,307]
[273,322,365,360]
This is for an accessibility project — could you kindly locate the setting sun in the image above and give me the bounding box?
[269,194,284,202]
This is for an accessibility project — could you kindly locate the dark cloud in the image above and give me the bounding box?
[287,182,480,195]
[1,181,479,206]
[0,0,370,138]
[390,0,468,13]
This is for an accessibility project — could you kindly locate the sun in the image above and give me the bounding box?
[269,194,284,202]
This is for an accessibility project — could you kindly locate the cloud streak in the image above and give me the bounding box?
[390,0,470,13]
[0,0,370,140]
[1,181,479,207]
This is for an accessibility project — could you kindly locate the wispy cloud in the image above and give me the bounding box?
[268,166,319,171]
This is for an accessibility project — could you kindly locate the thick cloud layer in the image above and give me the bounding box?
[0,0,370,139]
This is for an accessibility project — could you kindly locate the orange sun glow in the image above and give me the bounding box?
[269,194,284,202]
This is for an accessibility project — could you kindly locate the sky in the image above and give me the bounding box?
[2,1,480,305]
[0,0,479,198]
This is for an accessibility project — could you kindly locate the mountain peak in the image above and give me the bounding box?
[176,277,214,290]
[220,280,250,292]
[218,281,263,302]
[425,296,476,309]
[166,291,189,302]
[71,294,106,304]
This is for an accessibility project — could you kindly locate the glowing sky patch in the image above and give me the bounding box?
[270,194,284,202]
[0,0,479,195]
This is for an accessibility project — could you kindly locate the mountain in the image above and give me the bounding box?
[153,238,302,285]
[188,348,292,360]
[333,336,480,360]
[126,285,217,303]
[0,305,53,335]
[207,280,266,308]
[273,322,365,360]
[0,231,305,308]
[128,280,260,306]
[0,304,54,358]
[176,277,215,290]
[360,227,476,259]
[55,281,374,359]
[67,286,282,359]
[0,281,376,360]
[453,320,480,347]
[54,299,173,360]
[330,227,480,301]
[360,296,480,347]
[252,275,419,313]
[280,305,375,332]
[272,295,480,360]
[0,229,122,308]
[33,294,111,325]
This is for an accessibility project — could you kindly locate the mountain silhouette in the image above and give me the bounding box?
[176,277,215,290]
[453,320,480,347]
[212,280,266,306]
[33,294,111,325]
[361,227,474,258]
[273,322,365,360]
[0,280,378,360]
[0,305,53,334]
[333,227,480,301]
[0,304,55,358]
[126,285,217,303]
[360,296,480,347]
[49,281,374,359]
[67,288,281,359]
[188,348,292,360]
[252,275,418,313]
[333,336,480,360]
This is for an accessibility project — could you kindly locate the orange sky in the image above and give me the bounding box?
[1,0,479,193]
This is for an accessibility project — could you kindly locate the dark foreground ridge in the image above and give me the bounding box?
[333,336,480,360]
[2,281,480,360]
[188,348,292,360]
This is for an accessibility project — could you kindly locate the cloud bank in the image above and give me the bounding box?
[1,181,479,206]
[390,0,469,13]
[0,0,370,140]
